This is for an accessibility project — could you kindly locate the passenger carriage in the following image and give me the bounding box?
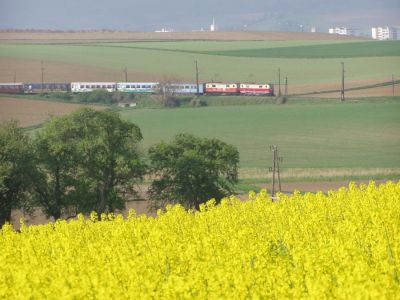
[71,82,116,93]
[23,83,70,93]
[239,83,274,96]
[162,83,204,94]
[0,83,24,94]
[117,82,159,94]
[204,83,239,95]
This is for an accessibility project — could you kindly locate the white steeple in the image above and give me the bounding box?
[210,17,216,32]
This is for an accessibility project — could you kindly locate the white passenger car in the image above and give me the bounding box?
[71,82,117,92]
[162,83,204,94]
[116,82,159,94]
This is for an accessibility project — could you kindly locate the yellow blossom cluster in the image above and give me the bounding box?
[0,181,399,299]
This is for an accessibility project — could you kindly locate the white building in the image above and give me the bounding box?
[371,27,397,40]
[210,17,217,32]
[155,28,174,33]
[328,27,353,36]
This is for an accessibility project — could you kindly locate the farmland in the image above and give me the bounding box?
[0,38,399,96]
[120,98,400,170]
[1,34,399,178]
[0,97,105,127]
[1,32,400,296]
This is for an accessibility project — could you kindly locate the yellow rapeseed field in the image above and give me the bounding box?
[1,181,399,299]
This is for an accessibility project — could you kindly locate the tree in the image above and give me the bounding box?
[159,76,181,107]
[76,90,115,104]
[0,121,36,226]
[148,134,239,210]
[71,108,146,214]
[33,108,146,218]
[33,115,85,219]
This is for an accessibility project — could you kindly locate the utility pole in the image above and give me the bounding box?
[278,68,282,97]
[341,62,345,101]
[195,60,199,94]
[40,61,45,92]
[284,76,288,97]
[269,145,283,199]
[392,74,395,97]
[123,67,128,82]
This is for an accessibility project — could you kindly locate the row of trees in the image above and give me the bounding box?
[0,108,239,226]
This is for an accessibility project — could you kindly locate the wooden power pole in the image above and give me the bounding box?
[195,60,199,94]
[392,74,395,97]
[269,145,283,199]
[284,76,288,97]
[41,61,45,92]
[124,67,128,82]
[341,62,345,101]
[278,68,282,96]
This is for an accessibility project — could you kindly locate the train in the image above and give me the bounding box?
[0,81,274,96]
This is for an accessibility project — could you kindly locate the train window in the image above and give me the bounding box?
[259,85,263,88]
[80,85,84,89]
[212,84,216,87]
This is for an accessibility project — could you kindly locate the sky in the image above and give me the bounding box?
[1,0,399,32]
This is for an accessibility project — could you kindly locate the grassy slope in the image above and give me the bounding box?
[120,98,400,169]
[0,41,399,84]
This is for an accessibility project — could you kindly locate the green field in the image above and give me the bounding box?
[203,41,400,58]
[1,40,399,84]
[95,40,400,58]
[119,98,400,171]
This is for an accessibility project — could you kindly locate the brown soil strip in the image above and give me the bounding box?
[0,31,362,43]
[0,97,105,127]
[0,56,160,83]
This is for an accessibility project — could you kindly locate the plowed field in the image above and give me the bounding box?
[0,97,105,127]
